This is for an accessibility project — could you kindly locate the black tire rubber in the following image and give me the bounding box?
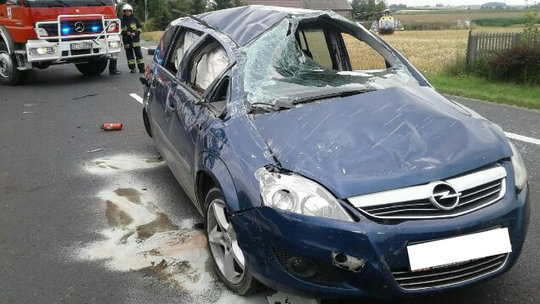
[142,109,153,138]
[0,41,28,86]
[75,57,108,76]
[204,187,261,295]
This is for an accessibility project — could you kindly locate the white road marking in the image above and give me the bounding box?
[127,92,540,147]
[505,132,540,146]
[130,93,143,104]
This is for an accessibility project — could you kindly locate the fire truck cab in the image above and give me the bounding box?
[0,0,122,85]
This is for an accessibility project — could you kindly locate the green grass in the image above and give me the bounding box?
[426,74,540,110]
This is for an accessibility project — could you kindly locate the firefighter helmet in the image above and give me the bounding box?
[122,4,133,12]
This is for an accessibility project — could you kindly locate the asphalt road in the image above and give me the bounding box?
[0,50,539,304]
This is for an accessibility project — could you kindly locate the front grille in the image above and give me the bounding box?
[39,20,103,37]
[348,165,507,220]
[272,246,343,287]
[392,254,508,290]
[363,179,504,218]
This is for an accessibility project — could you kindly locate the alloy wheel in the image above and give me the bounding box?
[206,200,246,285]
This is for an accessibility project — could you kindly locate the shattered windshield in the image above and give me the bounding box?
[241,17,419,106]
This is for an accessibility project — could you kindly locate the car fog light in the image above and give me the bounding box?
[287,257,318,278]
[29,47,55,56]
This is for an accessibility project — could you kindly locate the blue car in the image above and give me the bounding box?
[141,6,530,300]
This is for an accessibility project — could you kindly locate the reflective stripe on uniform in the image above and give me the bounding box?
[128,59,136,64]
[133,42,141,47]
[125,44,132,49]
[137,59,145,64]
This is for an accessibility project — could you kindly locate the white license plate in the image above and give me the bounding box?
[407,228,512,272]
[71,42,92,51]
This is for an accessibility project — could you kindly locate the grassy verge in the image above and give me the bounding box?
[141,31,164,43]
[426,73,540,110]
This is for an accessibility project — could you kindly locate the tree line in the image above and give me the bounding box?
[120,0,245,31]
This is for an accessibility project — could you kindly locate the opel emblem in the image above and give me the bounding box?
[429,182,461,210]
[75,22,85,33]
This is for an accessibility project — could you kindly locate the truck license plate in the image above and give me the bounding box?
[71,42,93,51]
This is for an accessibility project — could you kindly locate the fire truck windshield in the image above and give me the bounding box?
[23,0,114,7]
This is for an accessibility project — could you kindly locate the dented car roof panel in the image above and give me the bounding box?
[198,6,290,46]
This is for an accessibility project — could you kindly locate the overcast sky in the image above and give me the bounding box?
[387,1,531,6]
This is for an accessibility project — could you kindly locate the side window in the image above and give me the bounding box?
[208,75,230,103]
[165,29,201,75]
[7,0,20,4]
[299,29,333,69]
[342,33,387,70]
[188,41,230,93]
[155,27,176,66]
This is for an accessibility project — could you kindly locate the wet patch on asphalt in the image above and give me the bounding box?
[77,155,268,303]
[84,155,165,175]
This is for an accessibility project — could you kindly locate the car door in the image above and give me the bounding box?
[147,27,201,169]
[164,34,233,197]
[1,1,22,30]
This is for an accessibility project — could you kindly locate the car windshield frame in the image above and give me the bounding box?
[240,13,421,108]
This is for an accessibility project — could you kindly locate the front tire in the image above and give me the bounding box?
[0,41,27,85]
[204,188,260,295]
[75,57,108,76]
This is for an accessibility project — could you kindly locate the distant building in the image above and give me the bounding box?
[243,0,353,17]
[481,2,508,9]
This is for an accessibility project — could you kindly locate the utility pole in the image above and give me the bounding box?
[144,0,148,23]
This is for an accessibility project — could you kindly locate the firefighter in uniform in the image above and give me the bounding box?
[121,4,145,73]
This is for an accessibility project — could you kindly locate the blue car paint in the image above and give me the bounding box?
[143,6,530,300]
[231,170,530,299]
[251,86,513,199]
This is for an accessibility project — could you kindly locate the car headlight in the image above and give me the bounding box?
[36,28,48,37]
[108,41,120,49]
[509,141,527,191]
[29,46,55,56]
[255,168,353,222]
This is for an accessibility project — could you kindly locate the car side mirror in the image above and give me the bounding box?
[147,48,156,56]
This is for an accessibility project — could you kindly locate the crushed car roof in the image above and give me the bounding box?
[197,5,320,46]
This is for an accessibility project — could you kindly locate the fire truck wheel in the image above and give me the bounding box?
[75,57,108,76]
[0,41,27,86]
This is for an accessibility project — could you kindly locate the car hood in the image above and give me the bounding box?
[251,86,512,199]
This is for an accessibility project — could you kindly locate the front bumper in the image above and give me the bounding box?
[26,36,121,63]
[231,181,530,300]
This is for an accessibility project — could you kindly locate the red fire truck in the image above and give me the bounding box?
[0,0,122,85]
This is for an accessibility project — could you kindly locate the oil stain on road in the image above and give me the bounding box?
[77,155,267,304]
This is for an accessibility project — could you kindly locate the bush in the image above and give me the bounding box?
[486,45,540,85]
[474,17,540,27]
[402,21,455,31]
[143,18,159,32]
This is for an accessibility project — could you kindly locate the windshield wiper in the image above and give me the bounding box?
[292,89,375,106]
[248,100,294,114]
